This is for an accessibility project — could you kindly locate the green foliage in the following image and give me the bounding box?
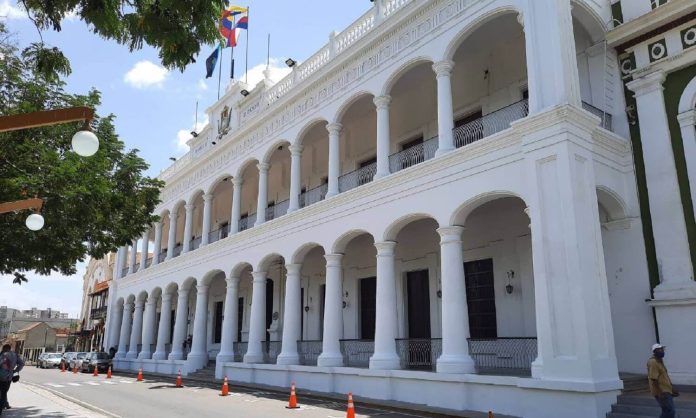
[20,0,227,71]
[0,22,163,283]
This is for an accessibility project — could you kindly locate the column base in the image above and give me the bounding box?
[254,220,264,227]
[374,171,389,180]
[125,351,138,359]
[276,352,300,365]
[435,147,454,158]
[216,352,235,364]
[137,351,152,360]
[168,351,184,361]
[186,352,209,369]
[369,353,401,370]
[115,351,126,359]
[436,354,475,374]
[325,191,338,199]
[317,353,343,367]
[243,352,264,364]
[151,351,167,361]
[653,280,696,300]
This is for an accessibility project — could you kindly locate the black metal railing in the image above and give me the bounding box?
[262,341,282,364]
[238,213,256,232]
[233,342,248,362]
[581,101,613,131]
[467,337,537,376]
[297,340,322,366]
[454,99,530,149]
[90,306,108,320]
[145,257,153,268]
[339,339,374,368]
[173,245,182,258]
[208,224,230,244]
[265,200,290,221]
[299,184,328,208]
[388,137,439,174]
[121,267,129,277]
[396,338,442,371]
[338,162,377,193]
[190,236,202,251]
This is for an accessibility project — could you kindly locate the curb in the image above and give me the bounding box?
[23,381,121,418]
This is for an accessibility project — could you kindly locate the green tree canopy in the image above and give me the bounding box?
[0,22,163,284]
[16,0,227,72]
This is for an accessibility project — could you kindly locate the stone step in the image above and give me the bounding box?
[618,395,696,410]
[612,403,696,418]
[606,413,650,418]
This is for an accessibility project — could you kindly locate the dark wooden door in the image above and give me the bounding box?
[265,279,274,341]
[360,277,376,340]
[319,284,326,339]
[214,301,223,343]
[237,297,243,342]
[406,270,431,338]
[300,288,304,340]
[464,259,497,338]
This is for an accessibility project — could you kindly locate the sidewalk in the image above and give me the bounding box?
[1,382,109,418]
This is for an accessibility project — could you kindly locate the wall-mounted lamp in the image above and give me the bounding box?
[240,89,249,97]
[190,131,198,137]
[211,141,217,145]
[506,270,515,294]
[169,157,177,161]
[304,305,310,313]
[436,289,442,298]
[285,58,297,68]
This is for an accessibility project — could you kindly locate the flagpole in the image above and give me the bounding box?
[217,44,223,99]
[245,6,250,84]
[230,14,236,80]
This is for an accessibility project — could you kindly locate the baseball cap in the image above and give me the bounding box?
[651,343,665,351]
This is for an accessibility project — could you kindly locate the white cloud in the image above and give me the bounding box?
[0,0,26,19]
[123,60,169,89]
[197,79,208,91]
[174,115,209,154]
[239,57,292,90]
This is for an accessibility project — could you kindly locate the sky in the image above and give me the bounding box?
[0,0,370,317]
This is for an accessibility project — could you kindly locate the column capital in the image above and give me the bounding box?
[374,240,396,255]
[154,221,163,231]
[178,286,190,298]
[142,230,149,239]
[373,95,391,109]
[516,11,524,28]
[324,253,344,267]
[285,263,302,275]
[251,271,267,283]
[225,276,240,286]
[161,292,173,303]
[627,71,666,97]
[203,193,214,203]
[185,203,195,213]
[134,300,145,309]
[232,177,243,187]
[327,122,343,135]
[196,284,209,293]
[257,162,270,173]
[432,60,455,77]
[437,226,464,242]
[145,298,158,307]
[288,144,304,155]
[124,301,134,310]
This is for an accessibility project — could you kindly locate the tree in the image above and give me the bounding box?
[0,22,164,284]
[14,0,227,73]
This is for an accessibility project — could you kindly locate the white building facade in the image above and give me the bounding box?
[102,0,696,417]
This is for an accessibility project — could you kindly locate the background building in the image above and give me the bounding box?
[76,253,117,352]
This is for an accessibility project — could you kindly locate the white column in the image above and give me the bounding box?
[187,283,209,368]
[436,226,475,373]
[113,247,123,279]
[318,254,344,366]
[126,300,144,359]
[106,299,123,354]
[139,230,149,270]
[326,123,342,198]
[433,60,456,156]
[678,110,696,223]
[152,222,163,265]
[182,203,194,253]
[169,287,190,360]
[128,240,137,274]
[374,95,391,179]
[287,145,303,213]
[255,163,270,226]
[277,264,302,365]
[244,271,267,363]
[230,178,242,234]
[216,277,240,364]
[115,302,132,358]
[201,193,214,246]
[138,297,157,359]
[521,0,581,114]
[152,293,173,360]
[369,241,400,370]
[166,209,177,260]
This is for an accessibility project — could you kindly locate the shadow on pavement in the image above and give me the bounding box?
[2,406,76,417]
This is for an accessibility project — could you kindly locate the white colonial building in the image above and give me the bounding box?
[102,0,696,417]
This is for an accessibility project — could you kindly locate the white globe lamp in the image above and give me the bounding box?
[25,213,45,231]
[71,130,99,157]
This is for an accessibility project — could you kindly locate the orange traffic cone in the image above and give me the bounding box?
[220,376,229,396]
[106,367,112,379]
[61,363,65,373]
[93,366,99,377]
[72,365,77,374]
[286,382,299,409]
[137,368,143,382]
[346,392,355,418]
[175,370,183,388]
[488,412,494,418]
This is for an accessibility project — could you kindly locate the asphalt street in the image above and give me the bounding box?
[15,366,450,418]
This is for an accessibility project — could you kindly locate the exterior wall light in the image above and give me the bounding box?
[285,58,297,68]
[506,270,515,294]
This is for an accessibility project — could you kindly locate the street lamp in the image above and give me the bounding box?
[25,213,45,231]
[71,129,99,157]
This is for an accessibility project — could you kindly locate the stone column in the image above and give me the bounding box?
[369,241,400,370]
[166,209,177,260]
[187,283,210,368]
[216,277,240,365]
[116,302,133,358]
[678,110,696,223]
[126,300,145,359]
[244,271,267,363]
[139,230,149,270]
[277,264,302,365]
[520,0,581,114]
[433,60,456,156]
[374,95,392,179]
[326,123,342,198]
[128,240,137,274]
[255,163,270,226]
[182,203,194,253]
[152,222,163,265]
[168,287,190,361]
[436,226,475,373]
[113,247,123,279]
[107,300,123,354]
[287,145,303,213]
[201,193,214,246]
[152,293,173,360]
[318,254,344,366]
[230,178,243,234]
[138,297,158,359]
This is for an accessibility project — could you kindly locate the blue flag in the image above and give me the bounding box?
[205,46,220,78]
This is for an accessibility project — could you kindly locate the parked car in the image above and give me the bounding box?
[61,352,76,369]
[81,352,112,373]
[69,352,88,370]
[36,352,48,367]
[40,353,63,368]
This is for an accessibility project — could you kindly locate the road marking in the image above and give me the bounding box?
[119,380,133,383]
[103,381,117,384]
[46,383,65,388]
[85,381,101,386]
[67,383,81,386]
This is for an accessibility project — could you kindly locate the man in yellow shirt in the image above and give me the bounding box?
[647,343,679,418]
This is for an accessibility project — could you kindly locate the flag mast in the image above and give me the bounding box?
[230,14,236,80]
[217,44,223,99]
[244,6,250,84]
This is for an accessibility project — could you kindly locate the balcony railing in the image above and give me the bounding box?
[90,306,108,320]
[467,337,537,376]
[262,341,282,364]
[238,213,256,232]
[389,137,438,174]
[173,245,182,258]
[581,101,613,131]
[340,339,374,368]
[208,224,230,244]
[190,236,202,251]
[396,338,442,371]
[299,184,328,208]
[454,99,530,149]
[145,257,153,268]
[297,340,322,366]
[233,341,248,362]
[121,267,129,277]
[338,162,377,193]
[265,199,290,221]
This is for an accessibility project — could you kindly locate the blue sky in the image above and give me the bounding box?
[0,0,370,316]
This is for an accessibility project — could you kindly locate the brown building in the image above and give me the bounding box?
[2,322,69,364]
